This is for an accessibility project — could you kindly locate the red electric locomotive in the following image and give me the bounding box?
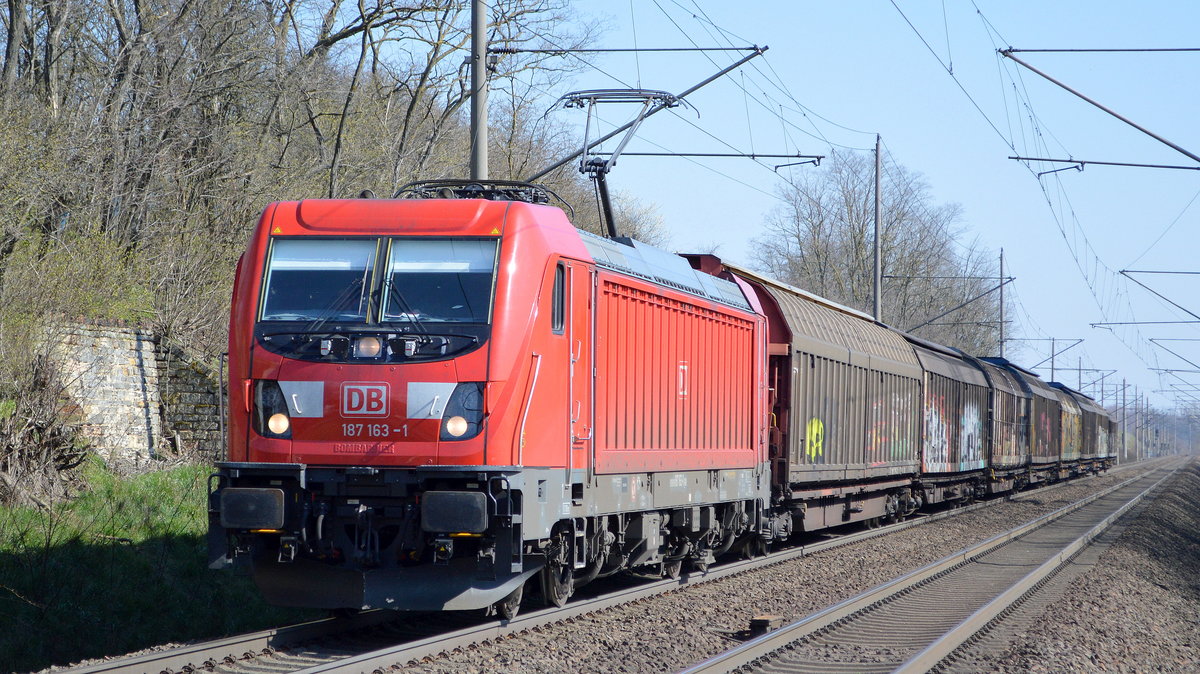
[208,182,773,616]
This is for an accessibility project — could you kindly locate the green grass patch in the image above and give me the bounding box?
[0,459,319,672]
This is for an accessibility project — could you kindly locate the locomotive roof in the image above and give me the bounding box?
[577,230,753,312]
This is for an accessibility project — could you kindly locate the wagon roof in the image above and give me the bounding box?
[721,263,921,374]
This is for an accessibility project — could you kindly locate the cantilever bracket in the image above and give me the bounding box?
[1037,162,1083,178]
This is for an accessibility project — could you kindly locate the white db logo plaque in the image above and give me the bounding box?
[341,383,389,417]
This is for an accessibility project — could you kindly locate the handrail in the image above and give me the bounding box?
[516,353,542,466]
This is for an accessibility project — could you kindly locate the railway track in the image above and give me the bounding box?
[66,464,1152,674]
[680,460,1180,674]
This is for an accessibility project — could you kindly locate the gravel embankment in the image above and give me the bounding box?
[399,468,1151,673]
[955,461,1200,674]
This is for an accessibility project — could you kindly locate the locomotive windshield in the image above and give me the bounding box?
[260,238,377,322]
[381,239,498,324]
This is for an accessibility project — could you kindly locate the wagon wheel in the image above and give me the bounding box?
[494,581,524,620]
[740,536,768,559]
[884,493,901,523]
[540,528,573,608]
[743,537,759,559]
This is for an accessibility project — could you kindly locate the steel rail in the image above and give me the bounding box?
[894,464,1176,673]
[67,609,403,674]
[65,462,1146,674]
[679,462,1178,674]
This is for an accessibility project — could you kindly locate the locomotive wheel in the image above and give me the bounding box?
[495,581,524,620]
[662,557,682,579]
[540,529,573,608]
[541,561,572,607]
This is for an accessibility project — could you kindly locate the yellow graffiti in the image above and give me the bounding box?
[806,417,825,460]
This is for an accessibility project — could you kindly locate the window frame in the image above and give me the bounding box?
[551,262,566,334]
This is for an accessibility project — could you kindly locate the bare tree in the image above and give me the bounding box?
[754,150,1003,354]
[0,0,606,491]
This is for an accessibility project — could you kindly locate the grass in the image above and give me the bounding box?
[0,458,319,672]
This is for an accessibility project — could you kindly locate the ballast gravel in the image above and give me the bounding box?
[951,461,1200,674]
[398,466,1177,673]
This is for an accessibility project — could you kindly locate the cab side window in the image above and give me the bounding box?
[551,263,565,334]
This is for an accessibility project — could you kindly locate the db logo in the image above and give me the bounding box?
[341,382,389,417]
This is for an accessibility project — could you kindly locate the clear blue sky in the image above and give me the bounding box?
[521,1,1200,412]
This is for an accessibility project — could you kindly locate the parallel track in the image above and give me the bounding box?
[67,463,1149,674]
[681,461,1179,674]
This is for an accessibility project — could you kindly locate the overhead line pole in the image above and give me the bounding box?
[1122,379,1127,462]
[874,134,882,322]
[525,47,768,182]
[1016,337,1085,379]
[999,249,1005,358]
[1052,337,1056,382]
[1000,49,1200,165]
[469,0,488,180]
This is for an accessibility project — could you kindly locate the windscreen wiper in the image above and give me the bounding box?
[303,280,364,333]
[384,277,430,337]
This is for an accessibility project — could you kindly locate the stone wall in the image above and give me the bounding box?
[155,340,224,460]
[55,324,223,466]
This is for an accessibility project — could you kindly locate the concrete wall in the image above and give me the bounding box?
[55,324,223,466]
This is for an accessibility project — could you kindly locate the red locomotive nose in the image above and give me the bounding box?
[229,199,504,468]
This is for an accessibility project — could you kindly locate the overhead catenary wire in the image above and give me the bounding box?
[958,4,1190,402]
[643,0,873,153]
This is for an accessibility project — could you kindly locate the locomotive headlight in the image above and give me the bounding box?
[267,413,290,435]
[353,335,383,358]
[440,383,484,441]
[444,415,469,437]
[252,380,292,439]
